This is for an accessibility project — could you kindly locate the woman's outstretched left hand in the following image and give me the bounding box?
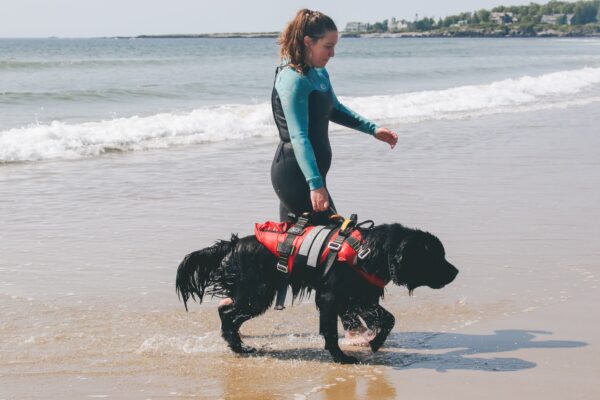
[374,127,398,149]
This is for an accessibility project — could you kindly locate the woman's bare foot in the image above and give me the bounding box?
[340,327,377,347]
[219,298,233,307]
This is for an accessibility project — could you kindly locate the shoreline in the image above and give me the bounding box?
[345,29,600,38]
[122,30,600,39]
[4,30,600,40]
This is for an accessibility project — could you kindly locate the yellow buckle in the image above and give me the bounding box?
[340,218,352,231]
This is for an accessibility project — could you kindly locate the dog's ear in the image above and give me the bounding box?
[389,236,430,287]
[388,239,414,284]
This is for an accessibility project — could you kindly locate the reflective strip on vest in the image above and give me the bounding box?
[296,225,326,262]
[307,227,335,268]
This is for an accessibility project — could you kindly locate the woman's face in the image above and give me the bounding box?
[304,30,338,68]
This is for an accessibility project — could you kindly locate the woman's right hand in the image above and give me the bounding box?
[374,127,398,149]
[310,187,330,212]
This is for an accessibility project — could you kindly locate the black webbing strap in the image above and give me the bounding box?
[321,214,358,278]
[344,235,361,251]
[345,235,371,260]
[276,213,310,273]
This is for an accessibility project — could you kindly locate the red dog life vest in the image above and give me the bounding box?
[254,221,386,288]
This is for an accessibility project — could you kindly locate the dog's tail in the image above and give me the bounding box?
[176,234,238,311]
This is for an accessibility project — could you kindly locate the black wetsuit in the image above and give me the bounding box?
[270,65,378,224]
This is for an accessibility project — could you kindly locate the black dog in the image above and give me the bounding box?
[176,222,459,364]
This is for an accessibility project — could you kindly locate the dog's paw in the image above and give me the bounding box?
[333,354,360,364]
[369,338,384,353]
[369,331,391,352]
[238,343,257,354]
[369,325,393,352]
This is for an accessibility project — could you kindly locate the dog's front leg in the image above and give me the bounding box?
[317,292,358,364]
[361,304,395,352]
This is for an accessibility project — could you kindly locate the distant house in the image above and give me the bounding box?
[491,12,514,24]
[566,14,575,24]
[541,13,574,25]
[344,22,369,32]
[450,20,469,28]
[389,17,409,31]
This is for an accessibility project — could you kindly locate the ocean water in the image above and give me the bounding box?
[1,37,600,162]
[1,37,600,398]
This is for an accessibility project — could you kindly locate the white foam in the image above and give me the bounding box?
[0,103,274,163]
[2,67,599,163]
[137,332,225,355]
[343,66,600,124]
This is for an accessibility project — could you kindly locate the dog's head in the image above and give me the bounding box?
[389,230,459,294]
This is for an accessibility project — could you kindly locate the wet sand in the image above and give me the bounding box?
[1,102,599,399]
[2,291,598,399]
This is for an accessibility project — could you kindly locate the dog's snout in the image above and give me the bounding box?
[446,261,459,281]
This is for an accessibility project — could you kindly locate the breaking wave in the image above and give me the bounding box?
[2,66,599,163]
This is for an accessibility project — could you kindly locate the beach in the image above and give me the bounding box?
[1,37,600,399]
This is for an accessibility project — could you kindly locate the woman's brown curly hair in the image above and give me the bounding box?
[278,9,337,74]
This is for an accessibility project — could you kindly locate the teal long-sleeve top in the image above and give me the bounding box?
[274,65,378,190]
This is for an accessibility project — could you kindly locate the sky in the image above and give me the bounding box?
[1,0,539,38]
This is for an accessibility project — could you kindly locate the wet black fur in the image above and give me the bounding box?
[176,223,459,364]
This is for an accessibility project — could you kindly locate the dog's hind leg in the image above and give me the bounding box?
[218,282,275,354]
[359,304,395,352]
[218,302,264,354]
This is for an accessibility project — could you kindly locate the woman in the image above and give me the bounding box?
[271,9,398,319]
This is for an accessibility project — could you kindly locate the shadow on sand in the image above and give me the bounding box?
[254,329,587,372]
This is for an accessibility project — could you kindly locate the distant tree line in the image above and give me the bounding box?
[361,1,599,32]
